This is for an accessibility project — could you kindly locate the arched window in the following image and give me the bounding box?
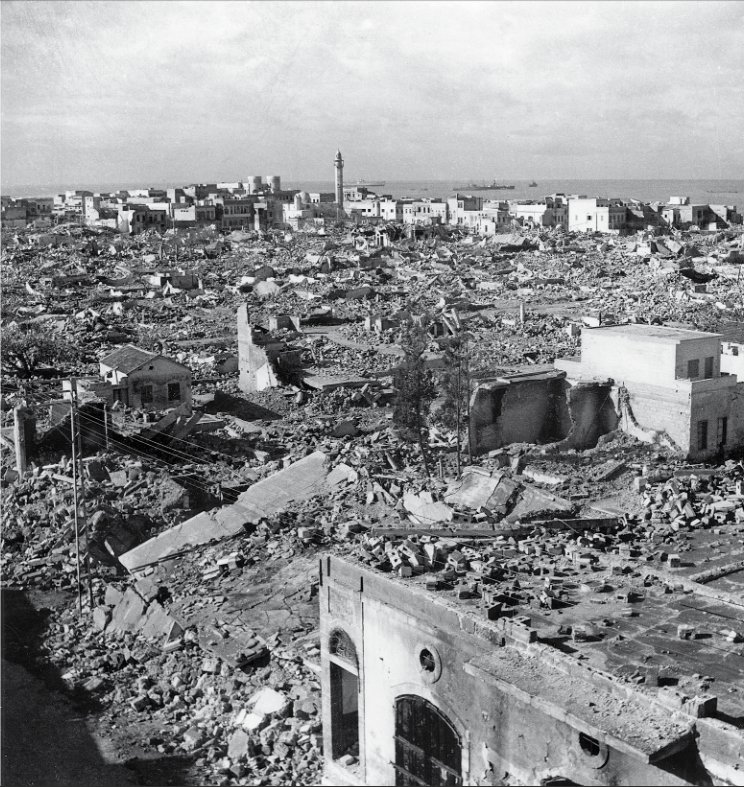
[328,629,359,762]
[394,695,461,786]
[329,628,358,670]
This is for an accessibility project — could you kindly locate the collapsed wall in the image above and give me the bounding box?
[562,380,618,449]
[237,304,302,392]
[469,372,616,456]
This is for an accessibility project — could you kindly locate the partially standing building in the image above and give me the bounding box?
[319,551,744,786]
[555,324,743,460]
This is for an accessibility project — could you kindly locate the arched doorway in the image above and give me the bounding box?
[394,695,462,786]
[328,629,360,761]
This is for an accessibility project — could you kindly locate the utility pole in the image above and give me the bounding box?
[69,379,94,613]
[103,402,109,450]
[454,337,462,479]
[69,381,83,616]
[464,332,473,465]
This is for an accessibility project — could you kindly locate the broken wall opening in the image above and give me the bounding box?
[469,375,572,456]
[329,629,360,762]
[563,381,618,450]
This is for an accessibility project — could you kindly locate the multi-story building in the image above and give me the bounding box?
[117,204,167,235]
[512,199,569,228]
[555,324,743,460]
[1,203,28,228]
[379,198,404,222]
[568,198,626,233]
[402,199,448,226]
[661,200,709,229]
[446,194,484,226]
[216,197,256,230]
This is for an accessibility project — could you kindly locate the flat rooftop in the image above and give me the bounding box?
[346,466,744,723]
[587,324,722,343]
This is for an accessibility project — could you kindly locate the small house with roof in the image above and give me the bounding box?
[99,344,192,412]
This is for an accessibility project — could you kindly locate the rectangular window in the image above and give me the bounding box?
[687,359,700,379]
[697,420,708,451]
[704,356,714,379]
[717,417,728,447]
[167,382,181,401]
[141,384,154,404]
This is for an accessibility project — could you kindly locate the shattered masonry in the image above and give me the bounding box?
[2,169,744,787]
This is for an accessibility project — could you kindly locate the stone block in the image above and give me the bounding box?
[92,605,111,631]
[104,585,124,606]
[227,729,250,761]
[251,687,290,717]
[108,587,147,633]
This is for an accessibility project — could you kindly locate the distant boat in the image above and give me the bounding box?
[453,180,515,191]
[528,181,538,187]
[353,180,385,188]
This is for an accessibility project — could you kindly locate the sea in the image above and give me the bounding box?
[4,179,743,207]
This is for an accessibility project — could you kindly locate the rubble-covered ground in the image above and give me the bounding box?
[2,219,743,785]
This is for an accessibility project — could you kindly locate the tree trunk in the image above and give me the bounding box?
[418,432,431,479]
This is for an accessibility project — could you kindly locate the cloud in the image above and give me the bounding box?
[2,0,743,188]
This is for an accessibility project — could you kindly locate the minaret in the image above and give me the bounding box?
[334,149,344,208]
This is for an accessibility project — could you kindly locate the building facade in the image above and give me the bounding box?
[320,554,743,787]
[99,345,192,412]
[555,324,744,460]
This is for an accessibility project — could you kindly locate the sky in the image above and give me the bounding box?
[2,0,743,189]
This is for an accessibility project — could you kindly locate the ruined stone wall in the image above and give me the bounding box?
[564,382,618,449]
[470,378,571,456]
[611,381,692,455]
[689,381,744,459]
[127,361,192,412]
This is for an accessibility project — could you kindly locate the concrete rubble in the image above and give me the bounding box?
[2,213,744,785]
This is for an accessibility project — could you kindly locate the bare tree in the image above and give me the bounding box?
[392,315,436,478]
[1,324,79,377]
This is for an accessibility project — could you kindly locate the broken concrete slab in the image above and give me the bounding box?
[327,463,359,486]
[445,468,520,515]
[506,484,574,522]
[119,452,330,571]
[250,687,290,716]
[107,587,147,633]
[403,491,454,525]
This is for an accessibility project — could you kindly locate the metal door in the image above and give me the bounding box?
[394,695,461,787]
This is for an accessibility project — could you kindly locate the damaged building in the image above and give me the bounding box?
[98,344,193,412]
[471,326,744,461]
[319,546,744,787]
[469,369,617,457]
[237,304,303,392]
[556,325,744,461]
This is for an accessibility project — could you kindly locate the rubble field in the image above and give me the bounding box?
[2,219,744,785]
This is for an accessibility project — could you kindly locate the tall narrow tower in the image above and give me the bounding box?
[334,149,344,208]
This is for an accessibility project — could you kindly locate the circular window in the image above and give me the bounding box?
[420,649,436,672]
[577,733,609,768]
[416,643,442,684]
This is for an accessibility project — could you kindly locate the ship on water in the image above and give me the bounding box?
[528,181,538,187]
[353,179,385,187]
[452,179,515,191]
